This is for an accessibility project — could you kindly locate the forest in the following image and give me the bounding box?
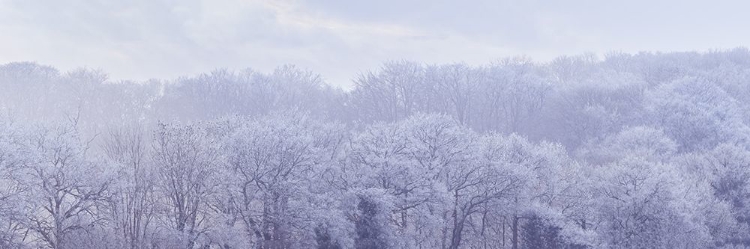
[2,48,750,248]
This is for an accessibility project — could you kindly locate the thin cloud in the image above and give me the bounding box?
[0,0,748,88]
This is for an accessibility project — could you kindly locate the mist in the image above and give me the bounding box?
[2,1,750,249]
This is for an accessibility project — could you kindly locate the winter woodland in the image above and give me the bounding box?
[2,49,750,248]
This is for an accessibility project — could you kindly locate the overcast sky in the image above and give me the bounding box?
[0,0,748,88]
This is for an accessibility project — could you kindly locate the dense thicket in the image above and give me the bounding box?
[1,48,750,248]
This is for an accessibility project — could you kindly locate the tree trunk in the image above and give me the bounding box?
[448,217,464,249]
[512,215,519,249]
[502,216,506,248]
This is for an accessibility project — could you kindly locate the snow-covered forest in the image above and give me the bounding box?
[2,49,750,248]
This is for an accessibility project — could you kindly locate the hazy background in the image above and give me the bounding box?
[1,0,748,88]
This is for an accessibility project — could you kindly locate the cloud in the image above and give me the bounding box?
[0,0,748,88]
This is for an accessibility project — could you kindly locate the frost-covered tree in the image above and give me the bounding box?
[102,125,157,249]
[151,122,223,248]
[224,114,349,248]
[20,124,112,249]
[645,77,750,152]
[0,117,30,248]
[2,49,750,248]
[348,61,428,123]
[592,158,713,248]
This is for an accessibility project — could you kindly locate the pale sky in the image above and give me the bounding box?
[0,0,748,88]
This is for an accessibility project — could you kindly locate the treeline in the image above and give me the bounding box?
[1,48,750,248]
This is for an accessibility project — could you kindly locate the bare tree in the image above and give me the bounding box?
[152,122,222,248]
[103,125,156,249]
[22,124,111,249]
[225,114,345,248]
